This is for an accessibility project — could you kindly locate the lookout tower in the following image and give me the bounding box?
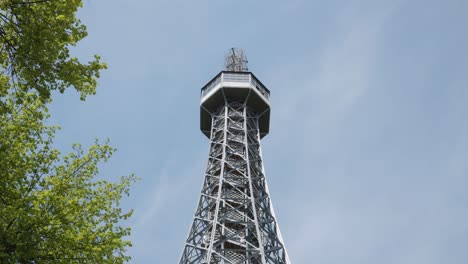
[180,48,290,264]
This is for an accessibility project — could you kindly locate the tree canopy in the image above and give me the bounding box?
[0,0,105,101]
[0,1,135,263]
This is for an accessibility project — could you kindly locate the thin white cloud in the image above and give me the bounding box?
[135,150,205,226]
[273,2,405,262]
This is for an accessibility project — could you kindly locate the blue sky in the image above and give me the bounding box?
[49,0,468,263]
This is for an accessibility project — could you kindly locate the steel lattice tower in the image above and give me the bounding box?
[180,49,291,264]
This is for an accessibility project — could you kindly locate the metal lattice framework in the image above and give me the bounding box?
[224,48,248,72]
[180,98,290,264]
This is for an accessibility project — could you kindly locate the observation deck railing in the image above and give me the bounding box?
[201,72,270,101]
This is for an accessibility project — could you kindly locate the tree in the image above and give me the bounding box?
[0,0,104,101]
[0,1,136,263]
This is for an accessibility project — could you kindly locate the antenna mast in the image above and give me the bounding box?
[224,48,248,72]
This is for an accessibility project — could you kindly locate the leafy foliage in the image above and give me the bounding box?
[0,0,105,101]
[0,1,135,263]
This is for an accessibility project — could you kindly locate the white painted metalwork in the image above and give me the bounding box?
[180,65,289,264]
[200,72,270,102]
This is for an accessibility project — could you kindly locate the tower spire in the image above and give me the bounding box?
[224,48,248,72]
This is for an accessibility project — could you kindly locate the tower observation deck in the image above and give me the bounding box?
[180,49,291,264]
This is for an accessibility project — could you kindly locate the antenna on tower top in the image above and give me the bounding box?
[224,48,248,72]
